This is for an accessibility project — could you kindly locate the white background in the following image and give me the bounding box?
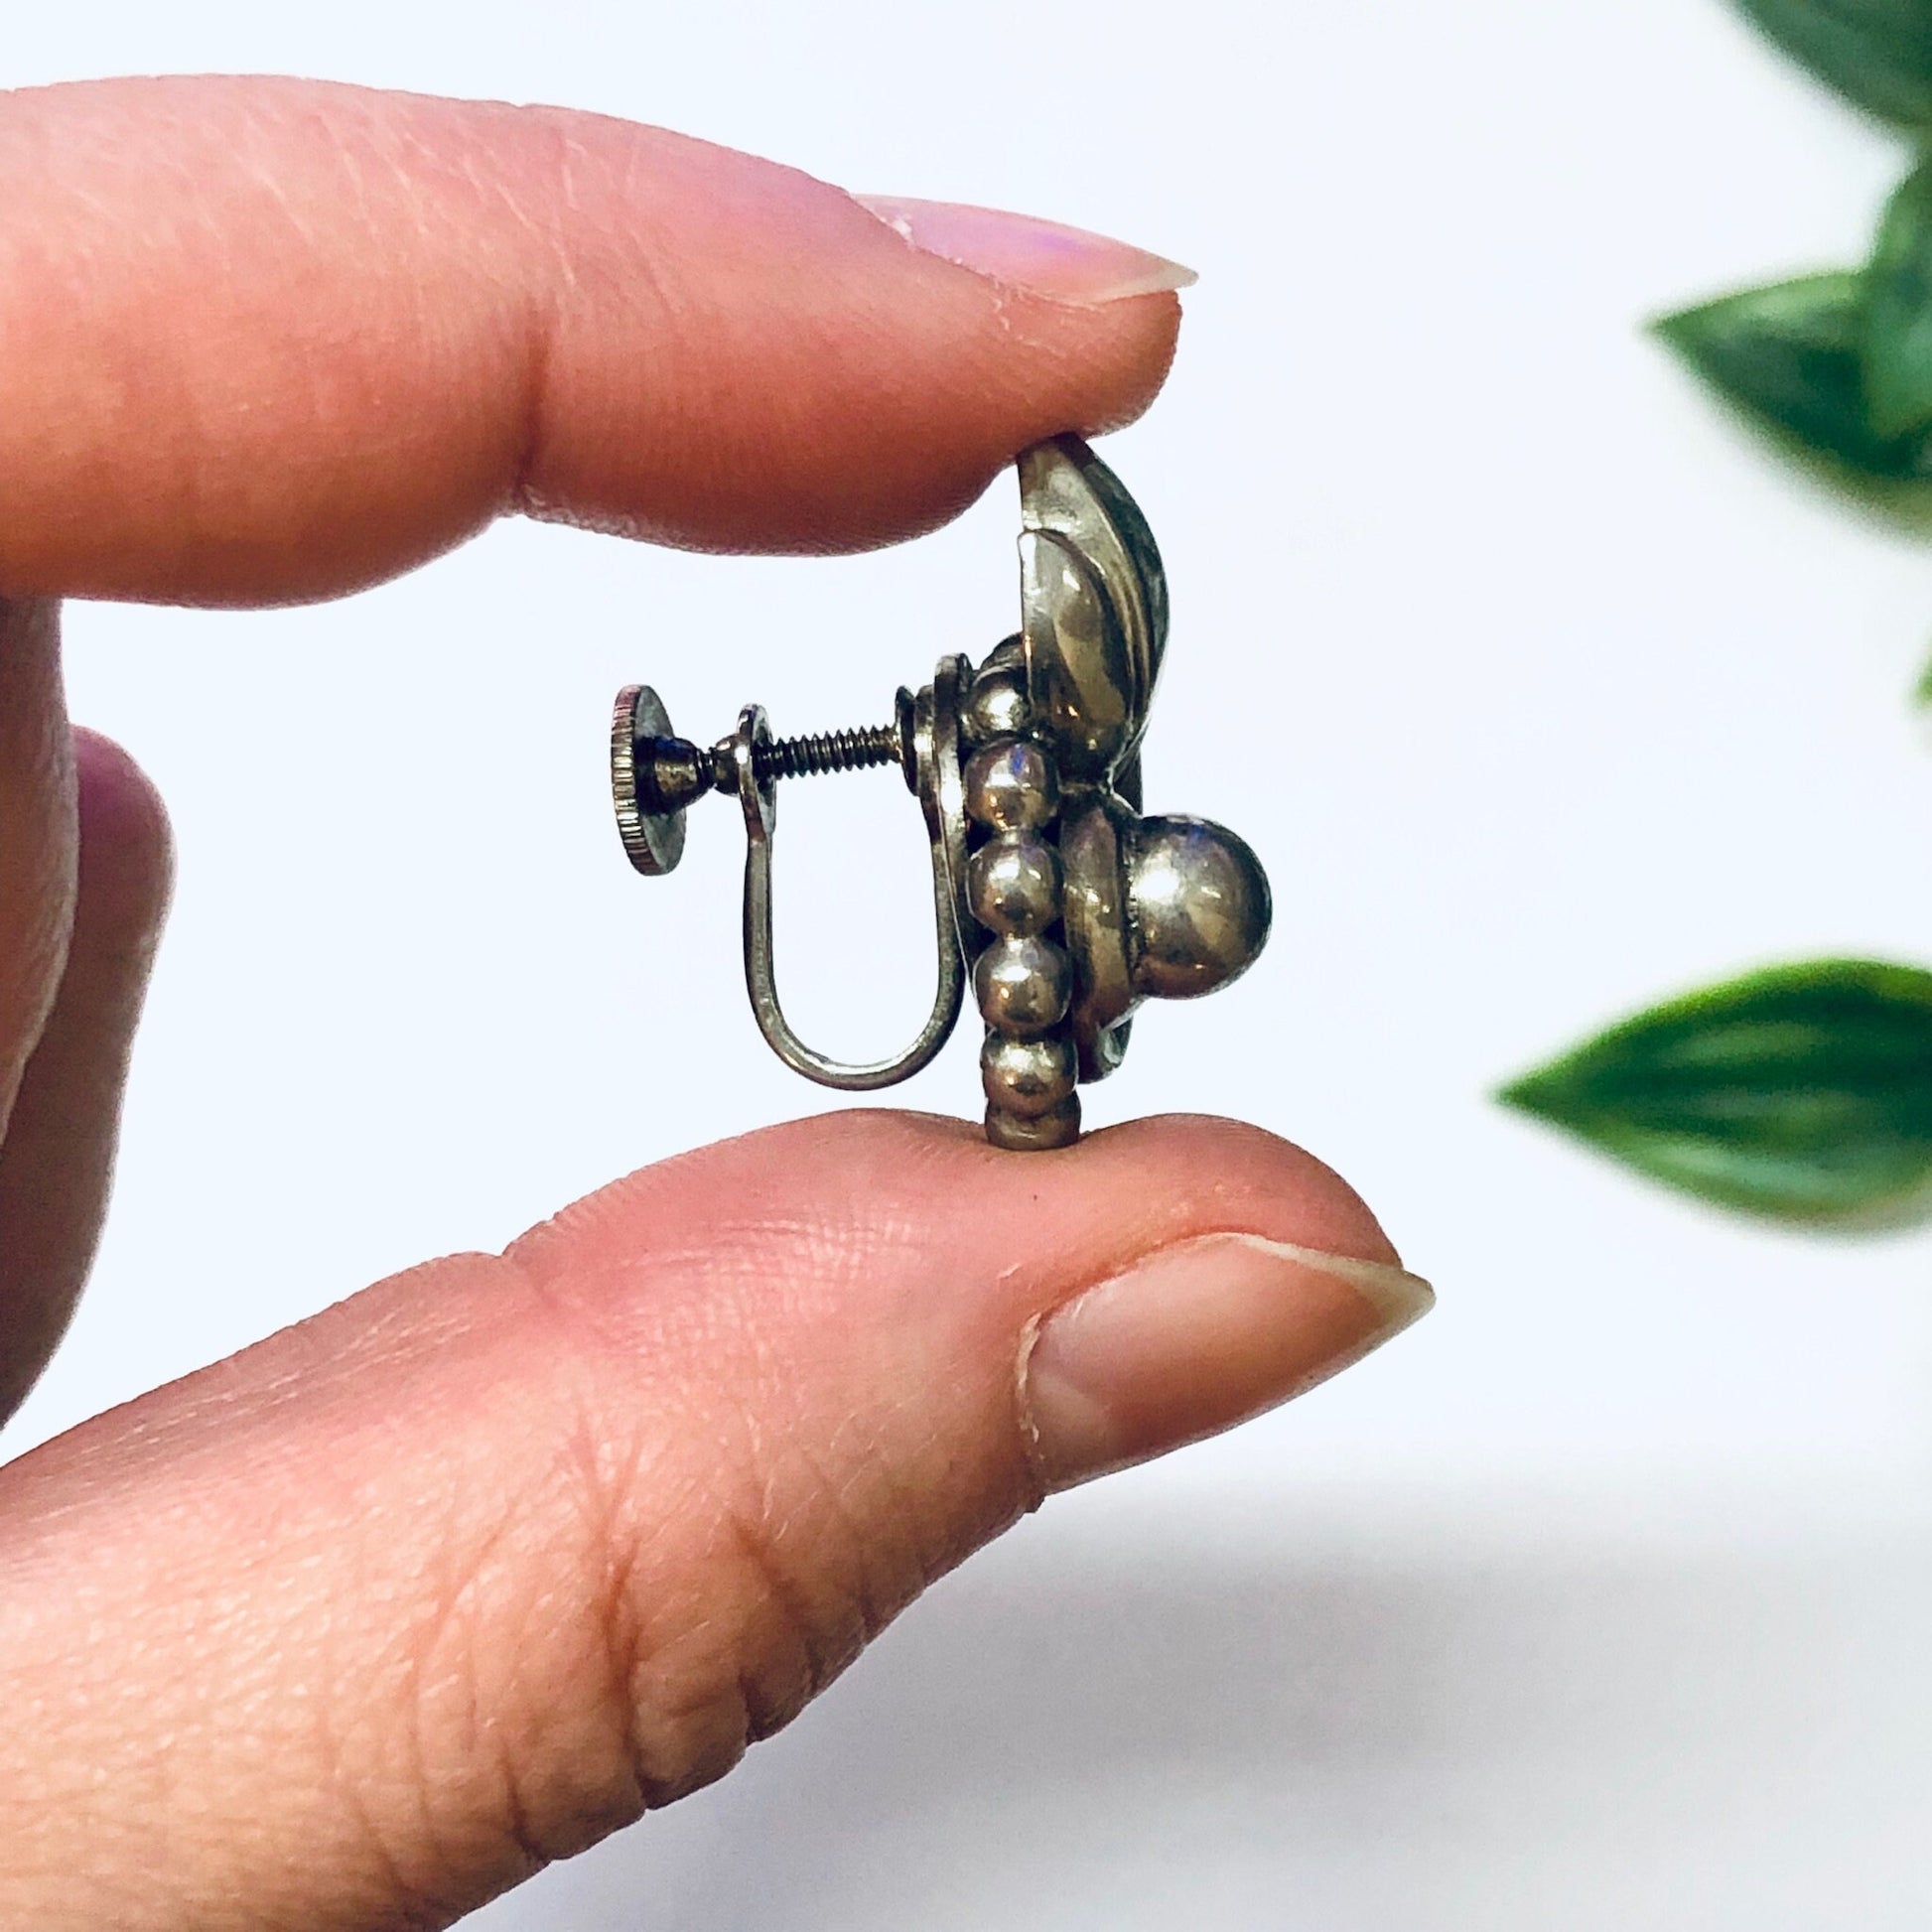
[6,1,1932,1925]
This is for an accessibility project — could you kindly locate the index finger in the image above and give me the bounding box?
[0,76,1186,606]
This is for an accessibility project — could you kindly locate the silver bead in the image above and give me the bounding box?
[1127,816,1272,1001]
[974,934,1072,1036]
[986,1093,1081,1152]
[963,737,1058,832]
[968,830,1062,937]
[964,665,1033,745]
[981,1031,1077,1117]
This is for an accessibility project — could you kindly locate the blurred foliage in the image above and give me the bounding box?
[1652,161,1932,491]
[1733,0,1932,125]
[1864,159,1932,435]
[1505,6,1932,1227]
[1501,963,1932,1224]
[1654,272,1932,482]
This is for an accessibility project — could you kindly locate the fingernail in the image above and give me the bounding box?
[853,194,1196,306]
[1024,1234,1435,1490]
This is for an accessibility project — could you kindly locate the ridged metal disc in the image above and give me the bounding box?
[610,683,686,876]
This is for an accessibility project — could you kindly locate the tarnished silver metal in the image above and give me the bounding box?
[962,738,1059,833]
[1058,792,1137,1081]
[609,433,1272,1147]
[912,656,975,949]
[1016,438,1167,784]
[961,655,1032,744]
[611,684,687,877]
[739,690,967,1092]
[966,830,1062,937]
[973,933,1073,1037]
[1126,815,1273,1001]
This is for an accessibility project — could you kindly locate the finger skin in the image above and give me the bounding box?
[0,730,171,1420]
[0,76,1181,604]
[0,74,1213,1931]
[0,1113,1399,1931]
[0,79,1180,1400]
[0,599,73,1144]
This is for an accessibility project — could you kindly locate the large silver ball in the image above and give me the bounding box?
[1127,816,1271,1001]
[981,1031,1077,1117]
[974,934,1072,1036]
[968,830,1062,937]
[963,738,1059,832]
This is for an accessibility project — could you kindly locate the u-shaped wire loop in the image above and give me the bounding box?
[734,663,972,1091]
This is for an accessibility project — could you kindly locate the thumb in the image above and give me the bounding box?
[0,1112,1430,1931]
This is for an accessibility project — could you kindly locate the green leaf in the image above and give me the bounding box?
[1498,960,1932,1225]
[1734,0,1932,127]
[1863,158,1932,438]
[1654,272,1932,483]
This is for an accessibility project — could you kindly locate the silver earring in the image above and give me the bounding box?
[609,434,1271,1150]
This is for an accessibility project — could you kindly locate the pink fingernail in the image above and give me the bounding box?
[853,194,1196,307]
[1024,1233,1435,1491]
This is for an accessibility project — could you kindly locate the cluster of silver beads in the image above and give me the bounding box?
[961,645,1081,1151]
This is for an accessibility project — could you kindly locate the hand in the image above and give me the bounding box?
[0,76,1433,1930]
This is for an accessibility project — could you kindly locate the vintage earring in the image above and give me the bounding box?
[610,433,1271,1150]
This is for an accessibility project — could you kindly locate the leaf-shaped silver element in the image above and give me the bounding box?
[1500,959,1932,1226]
[1734,0,1932,126]
[1017,435,1168,784]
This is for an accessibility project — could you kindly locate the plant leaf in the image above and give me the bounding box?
[1863,158,1932,438]
[1733,0,1932,126]
[1499,960,1932,1225]
[1654,272,1932,483]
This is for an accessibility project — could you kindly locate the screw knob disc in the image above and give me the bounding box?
[611,684,687,876]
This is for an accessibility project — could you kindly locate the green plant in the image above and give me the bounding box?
[1500,1,1932,1224]
[1503,962,1932,1224]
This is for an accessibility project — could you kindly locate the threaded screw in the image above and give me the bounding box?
[754,723,900,782]
[630,713,910,819]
